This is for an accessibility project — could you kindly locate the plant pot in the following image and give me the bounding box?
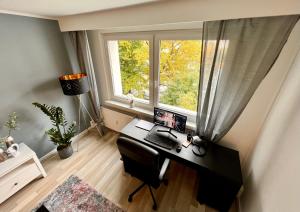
[57,145,73,159]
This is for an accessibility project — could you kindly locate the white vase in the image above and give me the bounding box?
[5,136,14,148]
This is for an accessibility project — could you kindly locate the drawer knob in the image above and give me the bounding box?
[14,182,18,186]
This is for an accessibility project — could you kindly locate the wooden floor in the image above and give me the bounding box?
[0,129,237,212]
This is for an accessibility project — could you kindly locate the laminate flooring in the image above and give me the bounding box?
[0,129,237,212]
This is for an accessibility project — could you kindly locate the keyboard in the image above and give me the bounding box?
[144,126,176,150]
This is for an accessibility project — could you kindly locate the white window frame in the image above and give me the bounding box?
[101,30,202,123]
[103,33,154,111]
[154,30,202,122]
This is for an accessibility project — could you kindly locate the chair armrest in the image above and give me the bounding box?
[159,158,170,181]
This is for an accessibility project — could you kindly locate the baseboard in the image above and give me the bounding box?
[39,125,96,161]
[72,124,96,143]
[39,147,57,162]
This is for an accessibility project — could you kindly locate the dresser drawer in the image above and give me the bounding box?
[0,161,41,203]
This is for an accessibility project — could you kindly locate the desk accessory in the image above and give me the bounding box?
[187,133,193,141]
[182,140,191,148]
[135,120,155,131]
[192,136,208,157]
[181,133,193,148]
[176,143,182,153]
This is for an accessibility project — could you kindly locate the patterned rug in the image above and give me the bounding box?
[32,175,125,212]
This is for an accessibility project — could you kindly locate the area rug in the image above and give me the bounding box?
[32,175,125,212]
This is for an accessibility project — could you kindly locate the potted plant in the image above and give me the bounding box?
[1,112,19,148]
[32,102,77,159]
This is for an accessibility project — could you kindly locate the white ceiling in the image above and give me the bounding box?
[0,0,158,18]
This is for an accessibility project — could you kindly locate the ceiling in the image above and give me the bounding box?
[0,0,158,18]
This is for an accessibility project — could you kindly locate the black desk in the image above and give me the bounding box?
[121,119,243,212]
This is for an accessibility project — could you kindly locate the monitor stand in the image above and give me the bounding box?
[157,128,177,139]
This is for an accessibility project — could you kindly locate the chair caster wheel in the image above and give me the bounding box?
[128,196,133,202]
[152,204,157,210]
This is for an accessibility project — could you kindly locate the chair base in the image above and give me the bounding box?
[128,182,158,210]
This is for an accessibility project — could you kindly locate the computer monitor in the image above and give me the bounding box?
[153,107,187,133]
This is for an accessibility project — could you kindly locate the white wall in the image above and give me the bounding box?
[58,0,300,31]
[240,38,300,212]
[221,21,300,168]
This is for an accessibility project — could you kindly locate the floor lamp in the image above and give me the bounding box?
[59,73,98,148]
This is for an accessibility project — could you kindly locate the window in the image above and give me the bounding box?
[107,39,151,103]
[158,40,201,111]
[103,31,202,121]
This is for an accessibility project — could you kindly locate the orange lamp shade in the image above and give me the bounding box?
[59,73,89,96]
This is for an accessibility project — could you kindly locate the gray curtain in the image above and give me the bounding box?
[196,15,299,142]
[64,31,104,136]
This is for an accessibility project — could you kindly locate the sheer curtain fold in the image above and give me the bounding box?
[196,15,299,142]
[64,31,104,136]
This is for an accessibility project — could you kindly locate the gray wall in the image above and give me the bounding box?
[0,14,87,158]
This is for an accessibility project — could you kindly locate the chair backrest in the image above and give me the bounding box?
[117,137,161,186]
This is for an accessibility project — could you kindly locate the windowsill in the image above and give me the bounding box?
[104,100,196,131]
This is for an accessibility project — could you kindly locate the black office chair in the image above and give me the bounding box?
[117,136,170,210]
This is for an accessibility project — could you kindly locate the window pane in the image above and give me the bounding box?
[107,40,150,101]
[159,40,201,111]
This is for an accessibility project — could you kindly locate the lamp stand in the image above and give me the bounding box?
[76,95,103,136]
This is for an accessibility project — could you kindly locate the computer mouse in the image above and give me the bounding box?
[176,144,182,153]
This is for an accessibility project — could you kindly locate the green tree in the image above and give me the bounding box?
[160,72,199,111]
[118,39,201,111]
[159,40,201,111]
[118,40,149,99]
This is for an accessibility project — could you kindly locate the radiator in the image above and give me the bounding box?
[101,107,134,132]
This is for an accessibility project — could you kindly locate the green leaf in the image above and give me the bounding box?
[33,102,77,146]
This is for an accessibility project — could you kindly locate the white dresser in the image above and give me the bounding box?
[0,143,47,204]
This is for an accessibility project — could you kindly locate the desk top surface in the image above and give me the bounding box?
[121,118,243,186]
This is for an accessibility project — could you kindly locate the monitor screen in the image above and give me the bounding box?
[153,107,187,133]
